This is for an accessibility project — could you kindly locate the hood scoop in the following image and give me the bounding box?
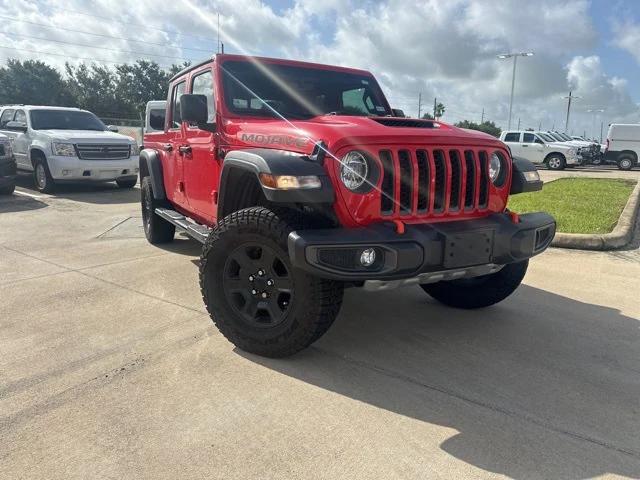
[372,118,438,128]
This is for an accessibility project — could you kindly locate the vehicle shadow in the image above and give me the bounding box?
[240,284,640,479]
[14,173,139,205]
[0,193,47,213]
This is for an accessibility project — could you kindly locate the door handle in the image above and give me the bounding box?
[163,144,173,152]
[178,145,192,155]
[522,144,528,147]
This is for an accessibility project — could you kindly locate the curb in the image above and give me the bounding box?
[551,180,640,250]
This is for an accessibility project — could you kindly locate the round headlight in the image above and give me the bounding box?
[489,152,502,183]
[340,151,369,191]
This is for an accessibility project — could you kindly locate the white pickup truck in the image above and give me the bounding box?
[0,105,140,193]
[499,130,580,170]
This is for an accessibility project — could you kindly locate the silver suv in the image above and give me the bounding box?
[0,105,140,193]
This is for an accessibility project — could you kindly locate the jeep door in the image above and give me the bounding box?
[182,67,219,224]
[165,80,187,207]
[521,133,545,164]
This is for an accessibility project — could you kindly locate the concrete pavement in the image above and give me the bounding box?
[1,173,639,479]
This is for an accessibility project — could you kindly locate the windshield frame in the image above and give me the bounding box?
[218,59,392,120]
[538,133,556,142]
[29,109,107,131]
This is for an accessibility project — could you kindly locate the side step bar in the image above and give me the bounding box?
[155,208,211,244]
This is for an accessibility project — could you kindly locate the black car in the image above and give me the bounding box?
[0,134,16,195]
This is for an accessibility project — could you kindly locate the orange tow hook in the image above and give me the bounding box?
[393,219,406,235]
[508,210,520,223]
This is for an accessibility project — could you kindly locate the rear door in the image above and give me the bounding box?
[502,132,523,158]
[182,66,219,223]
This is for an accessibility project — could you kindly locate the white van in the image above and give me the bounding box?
[144,101,166,134]
[605,124,640,170]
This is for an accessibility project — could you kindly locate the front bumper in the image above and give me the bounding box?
[47,155,139,181]
[288,212,556,281]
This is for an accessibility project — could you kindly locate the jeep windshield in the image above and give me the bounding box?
[221,60,391,119]
[30,110,106,131]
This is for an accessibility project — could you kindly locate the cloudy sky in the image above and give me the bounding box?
[1,0,639,138]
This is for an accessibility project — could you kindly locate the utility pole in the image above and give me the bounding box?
[497,52,534,130]
[563,91,582,133]
[217,13,220,53]
[517,117,521,130]
[433,97,437,119]
[417,92,422,119]
[481,108,485,124]
[538,121,542,131]
[600,121,604,143]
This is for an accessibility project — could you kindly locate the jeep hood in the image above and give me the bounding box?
[225,115,506,155]
[37,130,135,143]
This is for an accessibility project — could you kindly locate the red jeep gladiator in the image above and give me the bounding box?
[141,54,555,357]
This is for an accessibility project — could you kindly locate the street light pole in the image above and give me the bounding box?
[563,91,582,133]
[498,52,534,130]
[587,108,604,140]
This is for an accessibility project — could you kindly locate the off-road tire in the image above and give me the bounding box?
[617,155,634,171]
[546,154,566,171]
[0,182,15,195]
[33,156,55,193]
[116,177,137,189]
[141,176,175,244]
[420,260,528,309]
[199,206,344,358]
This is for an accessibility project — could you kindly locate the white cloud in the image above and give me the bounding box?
[613,20,640,64]
[0,0,638,134]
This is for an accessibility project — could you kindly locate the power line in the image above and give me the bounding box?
[46,6,218,43]
[0,45,183,69]
[0,31,196,62]
[0,15,216,54]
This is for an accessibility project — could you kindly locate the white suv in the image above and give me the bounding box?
[0,105,140,193]
[499,130,580,170]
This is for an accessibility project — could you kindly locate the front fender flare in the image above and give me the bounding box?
[218,149,334,215]
[139,149,166,200]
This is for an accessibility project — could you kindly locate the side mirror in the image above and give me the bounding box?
[391,108,405,118]
[6,121,27,132]
[180,94,208,125]
[107,125,119,133]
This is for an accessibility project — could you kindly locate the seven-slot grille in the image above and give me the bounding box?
[378,148,492,217]
[75,144,131,160]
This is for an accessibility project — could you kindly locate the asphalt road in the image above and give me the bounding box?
[1,170,639,479]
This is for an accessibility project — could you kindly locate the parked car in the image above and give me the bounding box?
[0,105,140,193]
[139,54,555,358]
[144,100,166,134]
[605,123,640,170]
[0,132,16,195]
[499,130,580,170]
[547,131,601,163]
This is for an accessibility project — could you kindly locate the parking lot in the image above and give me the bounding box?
[1,168,639,479]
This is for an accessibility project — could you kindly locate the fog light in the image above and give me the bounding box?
[360,248,376,266]
[62,169,70,176]
[523,170,540,182]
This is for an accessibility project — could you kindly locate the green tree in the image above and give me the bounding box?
[64,63,128,118]
[434,102,445,119]
[115,60,189,119]
[421,112,434,120]
[454,120,502,138]
[0,59,72,106]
